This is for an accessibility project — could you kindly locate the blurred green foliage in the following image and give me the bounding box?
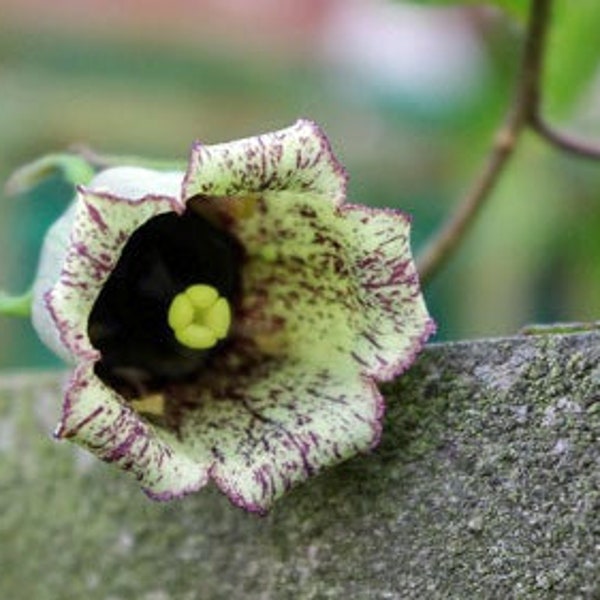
[406,0,528,19]
[544,0,600,115]
[0,1,598,369]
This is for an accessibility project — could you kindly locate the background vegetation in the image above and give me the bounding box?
[1,0,599,368]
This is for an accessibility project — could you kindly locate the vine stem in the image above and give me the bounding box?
[529,114,600,160]
[416,0,600,284]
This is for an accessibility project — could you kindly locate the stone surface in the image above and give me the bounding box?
[0,331,598,599]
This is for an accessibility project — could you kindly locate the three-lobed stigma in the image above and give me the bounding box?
[167,284,231,350]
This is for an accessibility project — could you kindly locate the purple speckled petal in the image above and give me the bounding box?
[179,358,384,513]
[177,197,431,509]
[182,119,348,205]
[58,362,208,499]
[59,356,382,510]
[34,185,183,362]
[337,205,435,381]
[26,123,434,512]
[216,196,433,384]
[179,120,432,382]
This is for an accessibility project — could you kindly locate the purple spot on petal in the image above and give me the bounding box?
[84,201,109,232]
[63,406,104,438]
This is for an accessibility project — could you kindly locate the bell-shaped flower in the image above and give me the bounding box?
[26,120,434,513]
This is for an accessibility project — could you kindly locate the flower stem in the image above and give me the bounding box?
[416,0,600,285]
[4,154,95,196]
[529,114,600,160]
[0,290,32,318]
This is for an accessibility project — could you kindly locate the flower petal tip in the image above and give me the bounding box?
[58,363,211,500]
[182,119,348,204]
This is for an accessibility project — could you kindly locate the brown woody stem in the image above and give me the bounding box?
[417,0,600,284]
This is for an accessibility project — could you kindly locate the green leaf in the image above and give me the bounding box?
[4,154,95,196]
[403,0,528,20]
[544,0,600,116]
[0,290,32,318]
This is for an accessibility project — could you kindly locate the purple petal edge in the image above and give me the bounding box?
[207,376,386,515]
[340,202,436,382]
[378,317,437,382]
[46,190,185,360]
[181,118,349,205]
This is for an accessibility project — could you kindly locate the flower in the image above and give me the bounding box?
[30,120,435,513]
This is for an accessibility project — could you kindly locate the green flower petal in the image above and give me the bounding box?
[59,355,382,511]
[183,119,347,204]
[335,205,436,380]
[181,119,432,382]
[32,169,184,362]
[182,358,383,513]
[58,362,207,498]
[219,197,434,382]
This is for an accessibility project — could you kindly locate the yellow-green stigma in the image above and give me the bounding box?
[167,284,231,350]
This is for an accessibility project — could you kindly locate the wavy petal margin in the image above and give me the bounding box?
[199,193,434,381]
[58,357,383,513]
[32,170,184,362]
[183,359,384,513]
[57,362,207,498]
[182,119,348,204]
[339,205,436,380]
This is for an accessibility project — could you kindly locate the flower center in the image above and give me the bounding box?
[167,284,231,350]
[88,207,241,395]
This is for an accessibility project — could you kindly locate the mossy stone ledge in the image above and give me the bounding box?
[1,331,598,599]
